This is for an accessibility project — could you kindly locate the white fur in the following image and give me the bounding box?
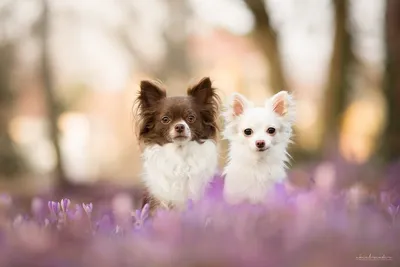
[141,140,218,208]
[223,91,295,204]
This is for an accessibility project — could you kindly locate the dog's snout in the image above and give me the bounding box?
[255,140,265,149]
[175,124,185,133]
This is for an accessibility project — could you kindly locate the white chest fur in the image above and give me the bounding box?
[223,143,287,204]
[141,140,218,207]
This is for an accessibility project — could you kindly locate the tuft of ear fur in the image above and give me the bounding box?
[187,77,213,104]
[267,90,295,127]
[222,93,253,139]
[134,80,166,145]
[138,81,166,109]
[187,77,221,140]
[232,93,251,117]
[223,93,251,122]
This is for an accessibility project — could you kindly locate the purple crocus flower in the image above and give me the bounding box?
[133,204,150,230]
[60,198,71,212]
[96,215,114,234]
[204,173,225,201]
[388,204,400,222]
[82,203,93,215]
[135,209,141,220]
[47,201,60,215]
[67,204,83,220]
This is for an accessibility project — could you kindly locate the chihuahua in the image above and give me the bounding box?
[222,91,295,204]
[136,77,220,212]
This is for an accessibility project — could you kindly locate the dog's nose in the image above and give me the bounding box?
[175,124,185,133]
[255,140,265,148]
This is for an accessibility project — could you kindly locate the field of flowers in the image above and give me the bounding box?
[0,164,399,267]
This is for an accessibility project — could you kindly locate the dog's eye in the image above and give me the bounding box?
[187,115,196,123]
[243,128,253,136]
[161,116,171,124]
[267,127,276,135]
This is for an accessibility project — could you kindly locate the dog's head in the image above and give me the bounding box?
[223,91,295,153]
[136,77,220,146]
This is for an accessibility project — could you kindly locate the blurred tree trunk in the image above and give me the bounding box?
[39,0,68,188]
[382,0,400,162]
[243,0,286,93]
[118,0,191,92]
[0,42,24,178]
[321,0,353,158]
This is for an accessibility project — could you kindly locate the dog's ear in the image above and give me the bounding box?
[269,91,291,116]
[222,93,251,138]
[268,91,295,125]
[138,81,166,109]
[230,93,250,117]
[187,77,215,104]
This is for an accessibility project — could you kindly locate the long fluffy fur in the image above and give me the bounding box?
[133,80,167,148]
[222,91,296,204]
[187,78,221,141]
[135,78,221,212]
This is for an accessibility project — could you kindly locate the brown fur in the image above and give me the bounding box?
[135,77,220,145]
[135,77,221,214]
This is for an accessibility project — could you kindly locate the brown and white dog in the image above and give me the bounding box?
[135,77,220,213]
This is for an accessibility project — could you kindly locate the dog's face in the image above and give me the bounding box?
[136,77,219,146]
[223,91,295,153]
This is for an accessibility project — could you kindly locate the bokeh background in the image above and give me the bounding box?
[0,0,398,197]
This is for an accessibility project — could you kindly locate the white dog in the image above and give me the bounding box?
[222,91,295,204]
